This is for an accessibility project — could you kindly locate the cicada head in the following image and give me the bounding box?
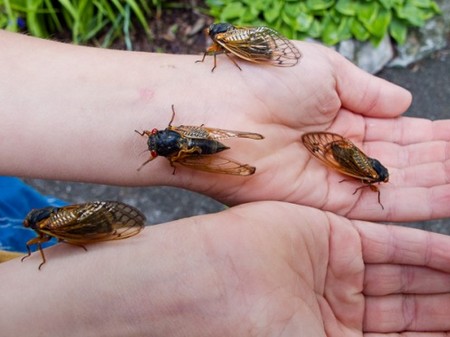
[23,207,55,230]
[208,23,234,39]
[147,129,182,158]
[368,158,389,183]
[147,129,159,158]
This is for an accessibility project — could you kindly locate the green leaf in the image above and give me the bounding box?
[378,0,394,9]
[367,7,391,37]
[335,0,358,16]
[283,3,302,18]
[395,3,425,26]
[264,1,282,23]
[357,2,379,24]
[322,15,351,45]
[351,18,370,41]
[279,23,294,39]
[241,6,259,22]
[409,0,431,8]
[306,19,322,38]
[430,2,441,14]
[294,11,314,32]
[306,0,334,11]
[220,2,245,21]
[389,17,408,44]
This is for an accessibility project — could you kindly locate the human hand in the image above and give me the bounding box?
[2,201,449,336]
[2,32,449,223]
[164,42,450,223]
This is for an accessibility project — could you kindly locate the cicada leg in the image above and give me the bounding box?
[168,146,202,175]
[352,183,384,210]
[21,234,52,270]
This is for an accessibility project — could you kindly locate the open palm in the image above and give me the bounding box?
[4,201,449,336]
[181,202,450,336]
[166,42,450,223]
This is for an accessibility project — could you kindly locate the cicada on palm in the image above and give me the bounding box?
[135,105,264,176]
[302,132,389,209]
[22,201,145,269]
[196,23,302,72]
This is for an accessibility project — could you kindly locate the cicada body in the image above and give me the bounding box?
[135,105,264,176]
[196,23,302,71]
[302,132,389,209]
[22,201,145,269]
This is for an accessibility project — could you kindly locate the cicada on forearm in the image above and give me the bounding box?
[135,105,264,176]
[196,23,302,72]
[302,132,389,209]
[22,201,145,269]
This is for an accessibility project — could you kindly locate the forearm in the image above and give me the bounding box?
[0,222,235,336]
[0,201,331,337]
[0,31,260,187]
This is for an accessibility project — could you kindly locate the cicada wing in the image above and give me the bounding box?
[215,26,301,67]
[302,132,379,181]
[177,155,256,176]
[174,125,264,141]
[42,201,145,244]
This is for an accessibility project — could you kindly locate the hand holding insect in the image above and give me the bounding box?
[1,32,450,223]
[3,201,450,336]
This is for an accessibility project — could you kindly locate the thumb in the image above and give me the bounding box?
[332,53,412,117]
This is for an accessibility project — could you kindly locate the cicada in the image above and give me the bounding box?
[135,105,264,176]
[196,22,302,72]
[22,201,145,269]
[302,132,389,209]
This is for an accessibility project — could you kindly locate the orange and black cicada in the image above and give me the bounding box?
[196,22,302,71]
[302,132,389,209]
[22,201,145,269]
[135,105,264,176]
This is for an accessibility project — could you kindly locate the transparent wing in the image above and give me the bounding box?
[302,132,380,182]
[41,201,145,244]
[173,125,264,141]
[215,26,301,67]
[177,155,256,176]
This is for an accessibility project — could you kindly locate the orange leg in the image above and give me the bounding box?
[168,147,202,174]
[22,234,52,270]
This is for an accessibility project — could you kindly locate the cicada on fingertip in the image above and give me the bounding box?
[196,23,302,72]
[302,132,389,209]
[135,105,264,176]
[22,201,145,269]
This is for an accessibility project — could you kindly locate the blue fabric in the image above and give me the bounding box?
[0,177,66,252]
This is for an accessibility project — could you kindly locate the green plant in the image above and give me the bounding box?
[0,0,161,48]
[205,0,441,45]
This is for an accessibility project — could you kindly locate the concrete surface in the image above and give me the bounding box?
[25,41,450,235]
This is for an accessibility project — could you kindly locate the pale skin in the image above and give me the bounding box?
[2,202,450,336]
[1,30,450,336]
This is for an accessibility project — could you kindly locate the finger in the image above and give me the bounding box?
[349,184,450,222]
[365,141,450,168]
[331,53,412,118]
[364,264,450,295]
[364,117,450,144]
[364,293,450,333]
[353,222,450,271]
[388,162,450,188]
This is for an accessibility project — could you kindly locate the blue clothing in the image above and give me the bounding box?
[0,177,66,252]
